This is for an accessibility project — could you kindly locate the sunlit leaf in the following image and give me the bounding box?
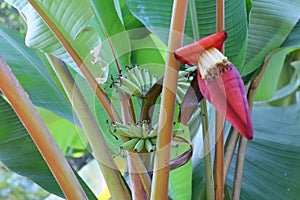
[241,0,300,76]
[254,48,299,101]
[125,0,247,69]
[0,27,73,123]
[6,0,108,81]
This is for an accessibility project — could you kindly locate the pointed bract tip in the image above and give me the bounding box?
[174,30,227,66]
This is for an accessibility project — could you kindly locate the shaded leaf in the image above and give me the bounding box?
[0,96,64,198]
[0,96,97,199]
[227,104,300,199]
[282,19,300,48]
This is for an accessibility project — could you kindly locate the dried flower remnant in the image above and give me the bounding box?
[174,31,253,140]
[90,44,109,84]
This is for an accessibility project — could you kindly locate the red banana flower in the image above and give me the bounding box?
[174,31,253,140]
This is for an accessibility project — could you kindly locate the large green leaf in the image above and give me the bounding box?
[241,0,300,76]
[226,104,300,199]
[254,47,300,101]
[0,96,64,198]
[37,107,88,155]
[125,0,248,70]
[0,27,73,123]
[5,0,108,82]
[120,0,166,77]
[0,96,97,199]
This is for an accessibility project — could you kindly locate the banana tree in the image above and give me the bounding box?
[0,0,300,199]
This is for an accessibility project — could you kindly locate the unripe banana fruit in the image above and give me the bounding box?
[113,121,183,153]
[117,65,158,97]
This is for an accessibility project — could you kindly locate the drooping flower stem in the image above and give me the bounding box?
[214,0,225,199]
[0,57,88,200]
[150,0,188,199]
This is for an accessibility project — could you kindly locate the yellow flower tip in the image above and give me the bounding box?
[197,47,229,79]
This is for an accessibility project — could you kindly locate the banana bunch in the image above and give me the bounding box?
[113,121,183,153]
[117,65,157,97]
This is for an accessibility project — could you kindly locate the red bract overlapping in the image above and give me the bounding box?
[174,31,253,140]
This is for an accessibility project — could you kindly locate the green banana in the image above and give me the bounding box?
[120,138,139,150]
[117,85,134,96]
[133,66,145,90]
[148,124,158,138]
[114,127,136,138]
[128,123,142,138]
[126,69,142,89]
[114,121,129,129]
[150,137,157,145]
[143,68,151,90]
[134,138,145,152]
[142,122,149,138]
[145,138,154,152]
[120,77,142,97]
[151,74,157,86]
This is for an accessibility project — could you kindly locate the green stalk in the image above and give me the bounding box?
[201,100,215,200]
[232,136,247,200]
[189,1,214,198]
[150,1,188,199]
[46,55,131,200]
[214,0,225,199]
[0,57,88,200]
[223,127,239,185]
[231,52,271,199]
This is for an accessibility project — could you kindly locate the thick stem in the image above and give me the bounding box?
[0,57,88,200]
[214,113,225,200]
[46,55,131,200]
[150,1,188,199]
[214,0,225,199]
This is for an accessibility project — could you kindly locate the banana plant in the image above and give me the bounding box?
[0,0,300,199]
